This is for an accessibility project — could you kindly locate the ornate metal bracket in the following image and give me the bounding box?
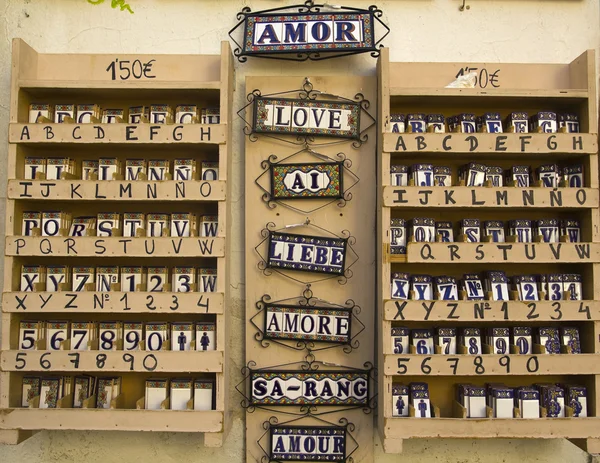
[237,78,376,148]
[229,1,389,62]
[257,414,359,463]
[250,288,365,354]
[236,359,377,417]
[254,147,360,214]
[254,220,359,286]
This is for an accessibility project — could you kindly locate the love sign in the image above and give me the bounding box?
[253,97,360,139]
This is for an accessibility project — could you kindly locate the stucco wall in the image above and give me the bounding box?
[0,0,598,462]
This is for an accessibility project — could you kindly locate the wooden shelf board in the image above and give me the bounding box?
[8,179,226,202]
[382,186,598,209]
[9,123,226,145]
[1,350,223,373]
[19,79,221,91]
[383,299,600,322]
[6,236,224,257]
[0,408,223,433]
[383,132,597,154]
[384,353,600,376]
[383,417,600,440]
[389,87,589,99]
[403,242,600,264]
[2,291,223,314]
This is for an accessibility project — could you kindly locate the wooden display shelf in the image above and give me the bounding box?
[400,242,600,264]
[389,88,589,99]
[6,236,224,257]
[377,48,600,453]
[8,180,226,202]
[19,79,222,91]
[383,299,600,322]
[383,132,597,154]
[0,409,223,434]
[382,186,598,208]
[2,291,223,314]
[1,39,233,445]
[9,123,226,145]
[383,417,600,439]
[1,350,223,373]
[384,354,600,376]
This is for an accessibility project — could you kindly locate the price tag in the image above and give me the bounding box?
[106,58,156,81]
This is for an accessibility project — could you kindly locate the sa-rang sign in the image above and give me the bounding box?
[250,370,369,406]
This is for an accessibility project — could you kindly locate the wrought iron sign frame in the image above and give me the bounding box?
[237,358,376,416]
[229,0,389,62]
[250,288,365,354]
[255,220,358,286]
[257,415,359,463]
[255,146,360,214]
[238,78,376,148]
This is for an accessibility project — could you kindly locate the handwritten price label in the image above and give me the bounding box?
[455,67,501,88]
[106,59,156,81]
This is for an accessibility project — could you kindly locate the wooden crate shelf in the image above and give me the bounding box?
[398,242,600,264]
[389,88,590,99]
[377,48,600,453]
[2,291,223,314]
[383,417,600,439]
[384,354,600,376]
[0,39,234,446]
[0,409,223,433]
[8,180,226,201]
[5,236,225,258]
[383,133,597,154]
[9,123,226,145]
[18,79,222,91]
[383,300,600,322]
[382,186,598,209]
[0,350,223,373]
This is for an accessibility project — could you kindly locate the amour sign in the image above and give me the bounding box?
[270,426,347,462]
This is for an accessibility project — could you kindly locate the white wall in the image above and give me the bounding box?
[0,0,598,462]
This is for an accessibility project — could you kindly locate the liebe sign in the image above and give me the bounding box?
[267,231,348,275]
